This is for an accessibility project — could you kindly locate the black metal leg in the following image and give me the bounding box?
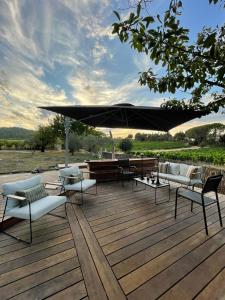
[191,201,193,212]
[216,193,223,227]
[202,204,208,235]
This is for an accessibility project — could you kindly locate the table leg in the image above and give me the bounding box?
[155,188,157,205]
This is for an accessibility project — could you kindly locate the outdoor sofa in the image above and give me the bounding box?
[152,162,203,187]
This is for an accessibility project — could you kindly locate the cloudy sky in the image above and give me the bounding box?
[0,0,224,136]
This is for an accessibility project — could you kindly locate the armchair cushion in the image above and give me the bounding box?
[2,176,42,209]
[16,184,48,207]
[5,195,67,221]
[64,179,96,192]
[59,167,82,185]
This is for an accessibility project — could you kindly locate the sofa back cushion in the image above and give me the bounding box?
[59,166,82,185]
[2,176,42,209]
[16,184,48,207]
[179,164,190,177]
[159,162,169,174]
[168,163,180,175]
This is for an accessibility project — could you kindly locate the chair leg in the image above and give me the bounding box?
[202,205,208,235]
[216,193,223,227]
[191,201,193,212]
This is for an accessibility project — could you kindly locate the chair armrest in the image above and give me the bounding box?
[6,194,26,201]
[82,170,96,174]
[117,166,123,172]
[45,181,62,187]
[130,165,137,169]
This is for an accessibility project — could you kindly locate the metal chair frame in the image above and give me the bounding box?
[117,159,137,186]
[175,174,223,235]
[0,193,67,245]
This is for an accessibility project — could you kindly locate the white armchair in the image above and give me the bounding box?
[1,175,67,245]
[59,166,97,205]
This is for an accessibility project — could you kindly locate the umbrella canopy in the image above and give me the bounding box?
[41,103,203,131]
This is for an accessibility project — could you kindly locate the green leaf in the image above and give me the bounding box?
[113,11,120,21]
[143,16,154,27]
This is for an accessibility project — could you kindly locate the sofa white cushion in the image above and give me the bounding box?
[5,195,67,220]
[2,176,42,209]
[152,172,202,186]
[179,164,190,177]
[64,179,96,192]
[168,163,180,175]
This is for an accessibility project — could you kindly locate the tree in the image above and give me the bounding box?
[33,125,56,152]
[174,131,186,141]
[112,0,225,114]
[185,123,225,145]
[119,138,133,153]
[69,134,82,155]
[50,114,104,140]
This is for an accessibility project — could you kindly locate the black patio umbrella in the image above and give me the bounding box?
[41,103,203,132]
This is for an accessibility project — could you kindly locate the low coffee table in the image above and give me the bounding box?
[132,177,170,204]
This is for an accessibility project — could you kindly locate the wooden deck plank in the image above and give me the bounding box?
[46,280,87,300]
[0,258,79,299]
[160,243,225,300]
[127,229,225,300]
[67,203,108,300]
[106,200,225,266]
[74,205,126,300]
[114,210,225,279]
[195,268,225,300]
[0,240,75,275]
[0,248,77,287]
[10,268,83,300]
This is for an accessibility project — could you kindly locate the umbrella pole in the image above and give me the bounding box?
[109,131,115,159]
[64,117,70,167]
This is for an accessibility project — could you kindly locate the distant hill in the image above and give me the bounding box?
[0,127,35,140]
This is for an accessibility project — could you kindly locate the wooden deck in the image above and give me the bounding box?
[0,181,225,299]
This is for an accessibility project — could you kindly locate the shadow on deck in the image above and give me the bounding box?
[0,181,225,299]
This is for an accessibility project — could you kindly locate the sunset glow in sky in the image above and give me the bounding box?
[0,0,224,137]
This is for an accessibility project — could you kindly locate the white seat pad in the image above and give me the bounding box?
[6,195,67,221]
[64,179,96,192]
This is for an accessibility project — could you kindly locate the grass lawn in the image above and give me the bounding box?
[0,151,98,174]
[127,140,188,152]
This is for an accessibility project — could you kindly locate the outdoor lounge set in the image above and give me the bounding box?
[0,162,223,245]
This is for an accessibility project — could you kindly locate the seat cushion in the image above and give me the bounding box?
[2,176,42,209]
[64,179,96,192]
[6,195,67,221]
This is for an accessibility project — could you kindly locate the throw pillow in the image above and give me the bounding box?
[68,174,82,185]
[159,162,168,173]
[186,166,199,179]
[16,184,48,207]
